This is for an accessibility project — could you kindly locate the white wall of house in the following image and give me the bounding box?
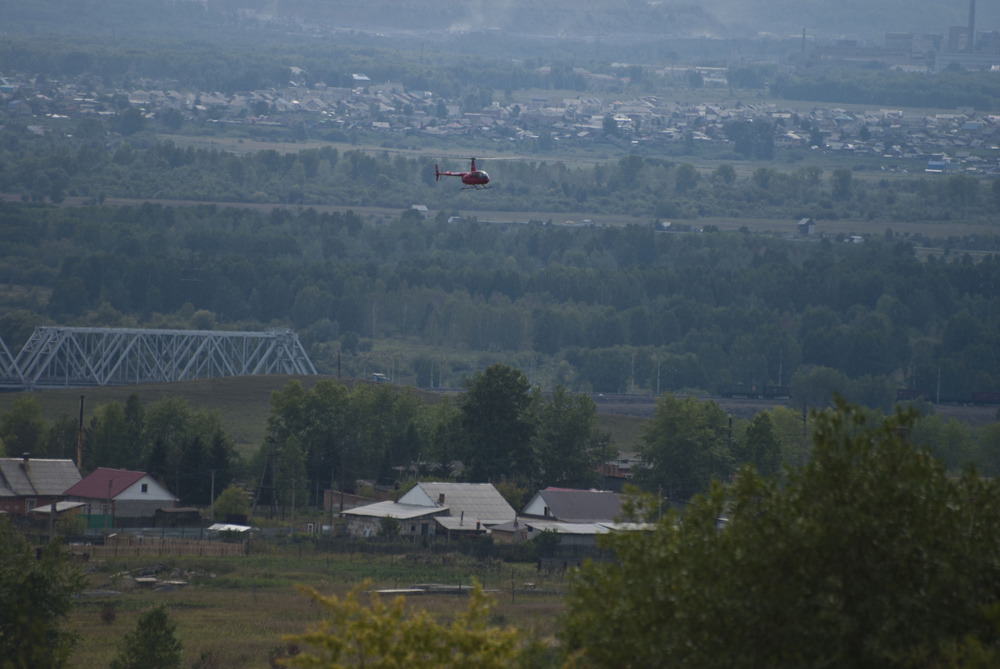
[115,476,176,518]
[523,493,551,517]
[397,486,435,507]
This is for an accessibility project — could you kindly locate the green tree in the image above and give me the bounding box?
[460,364,536,482]
[563,402,1000,667]
[712,163,736,185]
[533,386,606,489]
[0,518,87,667]
[602,114,618,137]
[84,401,130,471]
[0,396,47,457]
[790,365,851,410]
[674,163,700,194]
[110,605,183,669]
[832,167,853,200]
[117,108,146,136]
[636,393,732,500]
[160,107,183,132]
[739,411,781,477]
[378,516,401,536]
[213,484,249,521]
[283,581,521,669]
[46,413,80,460]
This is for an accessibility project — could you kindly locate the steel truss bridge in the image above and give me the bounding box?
[0,327,317,390]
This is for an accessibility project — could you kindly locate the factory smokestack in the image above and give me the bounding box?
[968,0,976,51]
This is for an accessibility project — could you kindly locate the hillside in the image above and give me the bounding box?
[3,0,995,43]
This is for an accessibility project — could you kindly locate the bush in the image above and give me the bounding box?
[110,605,183,669]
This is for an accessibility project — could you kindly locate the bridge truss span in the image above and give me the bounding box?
[8,327,317,389]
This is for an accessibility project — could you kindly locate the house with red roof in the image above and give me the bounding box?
[63,467,177,528]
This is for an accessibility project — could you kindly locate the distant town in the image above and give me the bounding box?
[3,59,1000,176]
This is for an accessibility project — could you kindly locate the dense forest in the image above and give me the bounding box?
[1,196,999,405]
[6,124,1000,225]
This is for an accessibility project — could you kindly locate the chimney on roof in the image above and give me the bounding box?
[22,452,29,464]
[438,493,445,504]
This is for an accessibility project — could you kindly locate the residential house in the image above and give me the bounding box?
[340,482,516,539]
[397,481,517,537]
[63,467,178,528]
[0,457,82,515]
[520,487,622,523]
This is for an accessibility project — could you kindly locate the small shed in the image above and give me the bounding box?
[797,218,816,236]
[341,501,447,538]
[154,507,202,528]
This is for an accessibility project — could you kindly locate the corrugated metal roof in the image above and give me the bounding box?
[530,488,623,522]
[0,458,82,498]
[63,467,146,500]
[208,523,254,532]
[343,501,447,520]
[407,482,516,525]
[435,516,495,531]
[29,501,86,514]
[525,521,610,535]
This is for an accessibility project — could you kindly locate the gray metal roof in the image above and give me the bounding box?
[343,501,447,520]
[528,488,623,522]
[402,482,516,525]
[0,458,82,498]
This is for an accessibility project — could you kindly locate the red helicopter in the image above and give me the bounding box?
[434,157,490,190]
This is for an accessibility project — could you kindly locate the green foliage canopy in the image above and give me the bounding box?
[563,402,1000,667]
[0,518,87,668]
[110,605,183,669]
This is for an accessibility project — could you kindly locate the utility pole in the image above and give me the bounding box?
[329,462,336,529]
[340,435,347,514]
[209,469,216,523]
[104,477,114,538]
[291,478,295,532]
[801,401,808,467]
[77,396,85,470]
[601,438,607,490]
[631,353,635,394]
[251,428,278,519]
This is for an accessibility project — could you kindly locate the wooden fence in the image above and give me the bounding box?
[84,535,246,558]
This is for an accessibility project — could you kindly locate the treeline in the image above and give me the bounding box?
[0,394,236,507]
[0,366,609,507]
[771,68,1000,111]
[6,127,1000,225]
[0,36,588,99]
[2,200,1000,399]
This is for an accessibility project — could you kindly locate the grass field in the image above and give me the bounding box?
[68,545,566,668]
